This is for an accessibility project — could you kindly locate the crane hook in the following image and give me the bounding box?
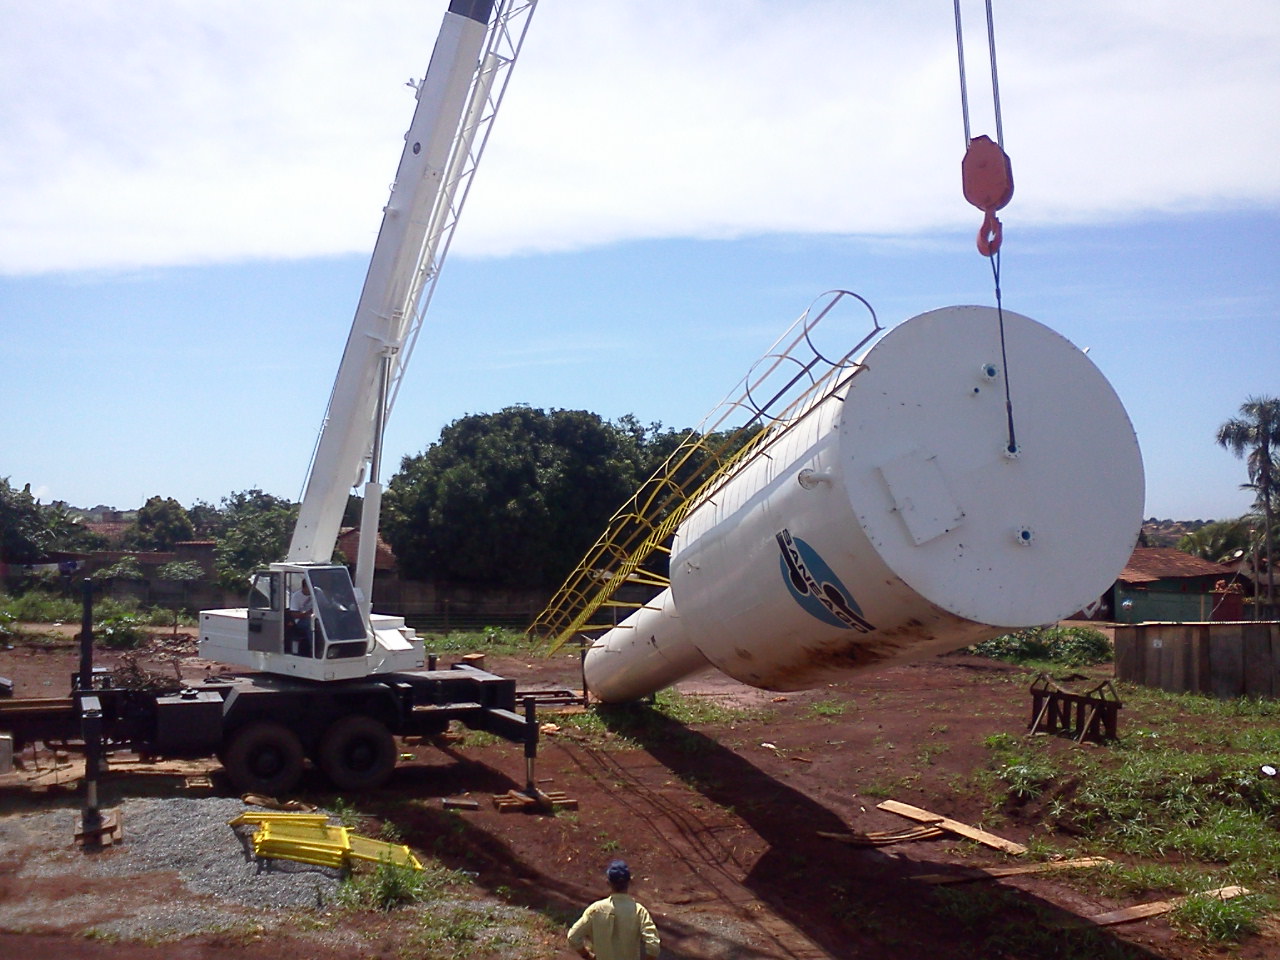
[962,134,1013,256]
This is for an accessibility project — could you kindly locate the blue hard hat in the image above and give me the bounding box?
[606,859,630,883]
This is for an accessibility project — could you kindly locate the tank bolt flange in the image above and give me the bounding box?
[798,468,833,489]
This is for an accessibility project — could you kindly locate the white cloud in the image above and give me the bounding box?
[1,0,1277,275]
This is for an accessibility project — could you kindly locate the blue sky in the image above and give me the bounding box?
[2,1,1278,522]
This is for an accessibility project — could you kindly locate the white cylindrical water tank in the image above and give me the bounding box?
[585,306,1144,702]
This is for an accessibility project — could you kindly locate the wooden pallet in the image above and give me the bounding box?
[492,788,578,813]
[74,809,122,847]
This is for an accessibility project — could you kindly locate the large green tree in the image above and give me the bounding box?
[123,495,195,551]
[1,482,106,563]
[1216,396,1280,603]
[0,478,47,563]
[213,489,298,590]
[384,406,647,588]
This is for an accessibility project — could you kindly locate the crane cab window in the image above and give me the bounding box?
[307,567,368,659]
[248,573,277,611]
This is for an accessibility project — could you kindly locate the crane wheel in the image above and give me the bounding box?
[318,715,397,791]
[223,721,305,796]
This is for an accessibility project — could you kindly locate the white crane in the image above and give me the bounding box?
[200,0,537,681]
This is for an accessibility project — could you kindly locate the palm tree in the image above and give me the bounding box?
[1216,396,1280,605]
[1177,518,1253,564]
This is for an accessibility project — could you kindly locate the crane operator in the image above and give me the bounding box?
[287,578,315,657]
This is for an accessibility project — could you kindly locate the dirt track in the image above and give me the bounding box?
[1,635,1274,959]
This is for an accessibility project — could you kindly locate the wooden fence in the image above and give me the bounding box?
[1113,621,1280,699]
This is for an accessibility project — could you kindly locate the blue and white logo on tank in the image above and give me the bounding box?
[776,529,874,633]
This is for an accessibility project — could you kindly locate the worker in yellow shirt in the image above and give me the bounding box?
[567,859,660,960]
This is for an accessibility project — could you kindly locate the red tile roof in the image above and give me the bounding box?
[336,527,397,571]
[1118,547,1235,585]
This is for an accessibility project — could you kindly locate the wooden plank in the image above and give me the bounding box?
[1209,623,1245,699]
[1113,626,1139,684]
[914,857,1110,885]
[1163,627,1187,694]
[1084,885,1249,927]
[1242,622,1273,698]
[1185,625,1205,694]
[817,825,945,846]
[74,809,122,847]
[1192,624,1213,695]
[876,800,1026,855]
[1269,624,1280,700]
[1148,627,1171,691]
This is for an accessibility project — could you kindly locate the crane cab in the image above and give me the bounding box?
[199,562,425,681]
[248,566,369,662]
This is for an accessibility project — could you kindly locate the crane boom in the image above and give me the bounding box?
[288,0,535,597]
[199,1,536,682]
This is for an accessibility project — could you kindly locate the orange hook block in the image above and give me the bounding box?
[962,135,1013,256]
[977,209,1003,257]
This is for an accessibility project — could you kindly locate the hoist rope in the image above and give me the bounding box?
[984,0,1005,147]
[956,0,1018,456]
[954,0,1005,148]
[990,250,1017,456]
[953,2,972,146]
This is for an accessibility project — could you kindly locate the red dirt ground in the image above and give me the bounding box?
[1,630,1276,959]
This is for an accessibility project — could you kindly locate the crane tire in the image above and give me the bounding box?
[318,715,397,791]
[223,721,305,796]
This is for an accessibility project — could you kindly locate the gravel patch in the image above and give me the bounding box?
[0,796,344,940]
[0,796,543,953]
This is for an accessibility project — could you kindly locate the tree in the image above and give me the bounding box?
[41,501,106,552]
[0,478,48,563]
[122,495,195,551]
[384,406,647,588]
[213,489,298,590]
[92,555,144,581]
[1177,519,1253,564]
[1216,396,1280,604]
[188,500,226,540]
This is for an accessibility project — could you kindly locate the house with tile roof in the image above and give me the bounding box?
[1110,546,1243,623]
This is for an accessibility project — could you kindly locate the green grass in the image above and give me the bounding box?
[403,902,538,960]
[972,679,1280,943]
[0,589,195,646]
[415,626,534,656]
[1170,890,1273,943]
[929,886,1144,959]
[556,688,770,748]
[0,589,82,622]
[806,698,848,718]
[326,797,365,829]
[968,625,1113,666]
[336,857,465,912]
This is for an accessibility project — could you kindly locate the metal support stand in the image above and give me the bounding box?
[490,694,578,812]
[77,578,94,692]
[75,580,121,847]
[1028,673,1121,743]
[523,695,538,793]
[74,578,122,849]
